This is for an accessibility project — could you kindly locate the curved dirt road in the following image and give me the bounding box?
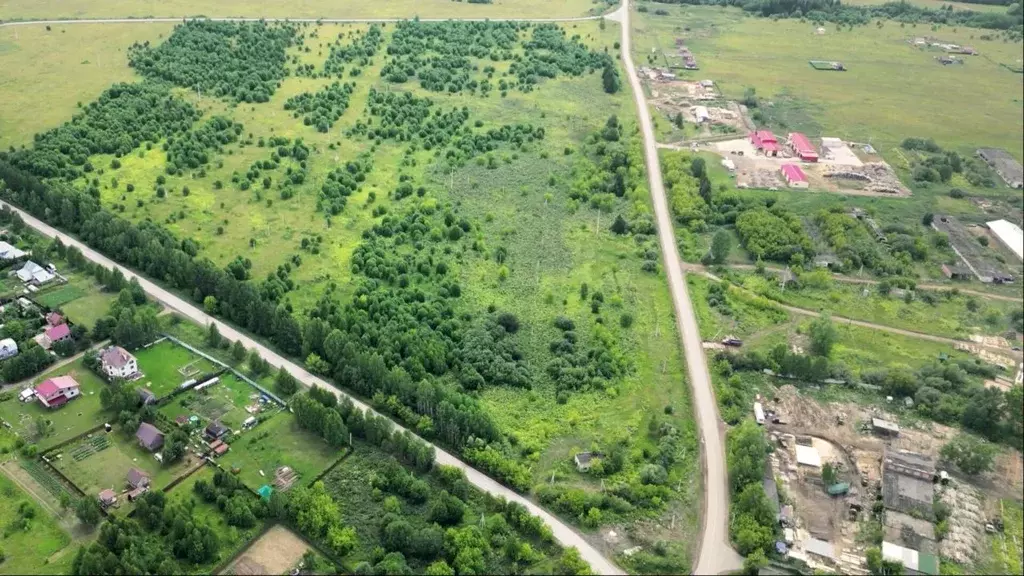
[1,201,625,576]
[618,2,743,574]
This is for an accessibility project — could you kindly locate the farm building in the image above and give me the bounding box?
[882,449,935,519]
[100,346,140,380]
[574,451,600,472]
[977,148,1023,189]
[881,541,939,575]
[136,422,165,452]
[932,215,1015,283]
[0,337,18,360]
[940,263,972,280]
[693,106,710,123]
[0,241,26,260]
[750,130,780,156]
[986,219,1023,261]
[820,137,843,150]
[780,164,809,188]
[34,376,80,409]
[787,133,819,162]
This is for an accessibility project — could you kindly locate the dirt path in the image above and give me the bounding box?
[619,1,742,573]
[689,267,1024,361]
[0,339,109,394]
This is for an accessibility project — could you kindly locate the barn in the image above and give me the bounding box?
[787,132,819,162]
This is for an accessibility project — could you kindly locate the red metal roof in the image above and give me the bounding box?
[45,324,71,341]
[762,142,781,153]
[781,164,808,182]
[754,130,777,143]
[788,132,816,154]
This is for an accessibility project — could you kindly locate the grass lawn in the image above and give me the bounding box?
[134,339,218,398]
[0,361,108,451]
[687,272,790,340]
[631,5,1024,160]
[222,412,341,492]
[164,466,263,574]
[158,372,270,432]
[0,473,76,575]
[0,23,174,149]
[52,427,192,504]
[0,0,610,20]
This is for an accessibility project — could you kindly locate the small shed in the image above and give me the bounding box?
[574,452,599,472]
[258,485,274,501]
[126,467,151,489]
[795,444,822,468]
[136,422,164,452]
[138,388,157,406]
[205,421,229,440]
[871,417,900,437]
[98,489,118,508]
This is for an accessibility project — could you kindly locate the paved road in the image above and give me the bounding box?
[0,14,605,27]
[1,200,625,576]
[693,267,1024,361]
[618,2,742,574]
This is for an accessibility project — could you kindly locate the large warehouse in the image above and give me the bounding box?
[987,219,1024,261]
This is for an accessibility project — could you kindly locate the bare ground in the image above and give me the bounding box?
[222,524,311,576]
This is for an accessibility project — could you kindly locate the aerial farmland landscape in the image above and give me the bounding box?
[0,0,1020,575]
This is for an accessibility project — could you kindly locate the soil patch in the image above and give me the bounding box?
[221,524,310,576]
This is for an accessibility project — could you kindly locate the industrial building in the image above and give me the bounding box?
[986,219,1023,261]
[882,449,935,519]
[787,132,819,162]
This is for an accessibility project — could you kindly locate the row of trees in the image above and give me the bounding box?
[726,419,775,572]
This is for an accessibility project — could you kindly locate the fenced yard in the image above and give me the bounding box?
[158,373,273,432]
[224,413,342,493]
[51,428,192,508]
[0,362,108,451]
[134,339,219,398]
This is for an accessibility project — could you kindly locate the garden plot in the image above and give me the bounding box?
[51,428,192,505]
[221,412,340,493]
[221,524,312,576]
[158,373,259,432]
[134,339,219,398]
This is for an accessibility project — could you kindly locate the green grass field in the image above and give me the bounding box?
[52,428,191,503]
[134,340,218,398]
[58,289,117,330]
[631,6,1024,159]
[221,412,341,492]
[0,473,76,575]
[33,284,87,308]
[0,23,174,149]
[842,0,1010,13]
[0,361,108,450]
[0,0,611,20]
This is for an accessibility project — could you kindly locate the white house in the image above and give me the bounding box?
[0,337,18,360]
[0,241,26,260]
[100,346,140,380]
[15,261,54,285]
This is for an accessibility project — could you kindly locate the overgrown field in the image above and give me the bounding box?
[0,16,701,569]
[0,472,76,575]
[0,0,612,20]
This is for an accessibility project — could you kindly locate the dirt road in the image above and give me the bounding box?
[0,200,625,575]
[618,2,742,573]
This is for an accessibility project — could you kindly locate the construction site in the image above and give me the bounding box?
[758,385,1022,575]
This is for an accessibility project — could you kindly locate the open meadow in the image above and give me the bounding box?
[0,23,174,149]
[631,5,1024,159]
[0,0,612,20]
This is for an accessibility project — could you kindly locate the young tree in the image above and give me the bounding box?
[808,314,838,358]
[276,368,300,396]
[601,63,620,94]
[710,229,732,264]
[743,549,768,575]
[610,215,629,235]
[940,433,996,475]
[206,322,222,348]
[231,340,246,362]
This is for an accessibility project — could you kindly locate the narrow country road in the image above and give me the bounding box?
[0,201,625,576]
[618,2,743,574]
[692,267,1024,361]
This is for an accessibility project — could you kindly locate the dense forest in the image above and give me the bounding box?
[645,0,1024,33]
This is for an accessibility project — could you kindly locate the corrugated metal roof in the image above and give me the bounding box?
[795,444,821,467]
[803,538,835,560]
[987,219,1023,261]
[781,163,808,183]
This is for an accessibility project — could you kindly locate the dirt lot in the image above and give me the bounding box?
[222,524,311,576]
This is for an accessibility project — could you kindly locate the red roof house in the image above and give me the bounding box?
[781,164,809,188]
[46,312,64,327]
[750,130,780,156]
[39,323,72,349]
[34,375,81,409]
[787,132,819,162]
